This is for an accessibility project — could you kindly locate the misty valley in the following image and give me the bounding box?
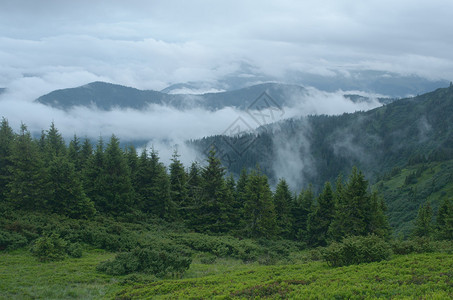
[1,82,453,299]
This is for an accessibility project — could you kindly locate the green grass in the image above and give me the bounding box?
[117,253,453,299]
[0,249,120,299]
[1,248,452,299]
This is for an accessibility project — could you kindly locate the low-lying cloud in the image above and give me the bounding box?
[0,83,383,167]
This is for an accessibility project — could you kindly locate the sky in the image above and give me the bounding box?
[0,0,452,165]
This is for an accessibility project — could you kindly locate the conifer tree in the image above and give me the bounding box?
[68,134,82,172]
[0,117,14,203]
[135,148,173,219]
[83,137,108,212]
[273,178,293,239]
[7,124,48,210]
[307,182,335,247]
[185,161,202,226]
[368,191,391,238]
[169,150,188,220]
[436,198,453,240]
[47,155,95,218]
[80,138,93,169]
[243,167,277,239]
[291,185,314,241]
[194,149,232,233]
[412,202,434,238]
[101,135,134,214]
[42,122,66,162]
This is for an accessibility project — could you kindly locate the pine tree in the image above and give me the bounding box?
[42,122,66,162]
[102,135,134,214]
[80,138,93,170]
[273,178,293,239]
[413,202,434,238]
[194,149,232,233]
[169,150,188,220]
[47,155,95,218]
[135,148,173,220]
[7,124,48,210]
[368,191,391,238]
[436,198,453,240]
[0,118,14,203]
[243,167,277,239]
[307,182,335,247]
[185,162,202,227]
[68,134,82,172]
[83,137,108,213]
[291,185,314,242]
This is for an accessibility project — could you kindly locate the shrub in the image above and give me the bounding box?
[322,235,392,267]
[30,234,68,262]
[97,246,192,277]
[0,229,28,250]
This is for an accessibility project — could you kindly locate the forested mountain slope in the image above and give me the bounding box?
[191,85,453,190]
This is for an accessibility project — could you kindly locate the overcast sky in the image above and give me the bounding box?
[1,0,453,96]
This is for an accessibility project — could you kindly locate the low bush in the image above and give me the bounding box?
[322,235,392,267]
[0,229,28,250]
[30,234,68,262]
[97,246,192,277]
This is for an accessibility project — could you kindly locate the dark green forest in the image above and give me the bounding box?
[1,117,452,254]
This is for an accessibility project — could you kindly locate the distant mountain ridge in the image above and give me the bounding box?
[35,81,387,111]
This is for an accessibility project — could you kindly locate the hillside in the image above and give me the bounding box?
[191,85,453,186]
[375,160,453,236]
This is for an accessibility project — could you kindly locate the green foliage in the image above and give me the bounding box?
[0,229,28,250]
[243,167,277,239]
[412,202,434,238]
[30,234,68,262]
[273,178,293,238]
[322,235,392,267]
[97,246,192,277]
[307,182,335,247]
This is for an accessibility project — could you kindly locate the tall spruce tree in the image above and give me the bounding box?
[291,185,314,242]
[169,150,188,220]
[101,135,134,214]
[194,149,232,233]
[83,137,108,213]
[47,155,95,218]
[273,178,293,239]
[412,202,434,238]
[307,182,335,247]
[436,198,453,240]
[68,134,82,172]
[243,167,277,239]
[135,148,173,220]
[0,118,14,203]
[7,124,48,210]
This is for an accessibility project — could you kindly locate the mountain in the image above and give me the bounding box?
[35,81,385,111]
[190,85,453,234]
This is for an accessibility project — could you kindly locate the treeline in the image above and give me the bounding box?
[0,118,393,245]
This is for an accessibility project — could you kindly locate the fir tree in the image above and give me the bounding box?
[68,134,82,172]
[0,117,14,203]
[243,167,277,239]
[307,182,335,247]
[169,150,188,220]
[412,202,434,238]
[195,149,232,233]
[135,148,173,219]
[7,124,49,210]
[436,198,453,240]
[291,185,314,242]
[273,178,293,239]
[47,155,95,218]
[102,135,134,214]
